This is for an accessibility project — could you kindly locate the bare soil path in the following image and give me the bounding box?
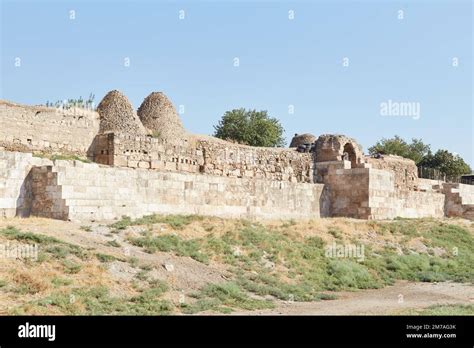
[233,281,474,315]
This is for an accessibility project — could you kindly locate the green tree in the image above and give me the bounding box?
[368,135,430,164]
[419,150,471,178]
[213,108,285,147]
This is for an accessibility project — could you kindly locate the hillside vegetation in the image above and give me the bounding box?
[0,215,472,315]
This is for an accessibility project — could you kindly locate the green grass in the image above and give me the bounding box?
[181,282,274,314]
[43,244,89,261]
[0,226,90,262]
[106,240,121,248]
[139,264,154,271]
[62,260,81,274]
[123,218,474,306]
[50,154,91,163]
[33,153,91,163]
[95,253,118,263]
[14,282,173,315]
[4,218,474,315]
[364,219,474,284]
[135,270,149,281]
[327,227,343,239]
[401,304,474,315]
[110,214,204,231]
[133,218,474,305]
[128,257,139,267]
[128,234,208,263]
[51,277,73,287]
[0,226,61,244]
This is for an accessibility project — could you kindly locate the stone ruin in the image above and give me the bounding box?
[96,90,146,136]
[137,92,186,141]
[0,90,473,222]
[314,134,364,167]
[289,133,317,148]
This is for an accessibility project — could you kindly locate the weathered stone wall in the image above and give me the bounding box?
[456,183,474,205]
[367,155,418,190]
[417,178,444,192]
[27,157,326,221]
[1,150,471,222]
[94,133,314,183]
[0,97,471,222]
[0,151,52,218]
[30,166,69,220]
[93,133,201,173]
[196,136,314,183]
[442,183,474,220]
[0,100,99,157]
[322,161,371,219]
[314,134,364,167]
[320,161,445,219]
[367,168,445,219]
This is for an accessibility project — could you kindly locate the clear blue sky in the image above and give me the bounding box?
[1,0,472,166]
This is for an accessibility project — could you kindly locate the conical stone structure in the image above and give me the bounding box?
[289,133,317,148]
[97,90,146,136]
[137,92,186,140]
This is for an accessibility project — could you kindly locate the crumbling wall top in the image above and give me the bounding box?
[367,154,418,190]
[314,134,364,167]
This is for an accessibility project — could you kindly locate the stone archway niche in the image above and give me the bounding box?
[343,142,357,168]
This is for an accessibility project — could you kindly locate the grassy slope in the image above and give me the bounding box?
[0,215,473,315]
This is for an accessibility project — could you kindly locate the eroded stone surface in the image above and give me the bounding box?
[137,92,186,141]
[97,90,146,136]
[1,91,472,222]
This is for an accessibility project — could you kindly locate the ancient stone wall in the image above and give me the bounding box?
[367,168,445,219]
[314,134,364,168]
[416,178,444,192]
[8,152,326,221]
[1,95,472,222]
[456,183,474,205]
[367,155,418,190]
[93,133,201,173]
[93,133,314,183]
[30,166,69,220]
[0,100,99,157]
[323,161,371,219]
[320,161,445,219]
[1,150,471,221]
[0,151,52,218]
[442,183,474,220]
[196,136,314,182]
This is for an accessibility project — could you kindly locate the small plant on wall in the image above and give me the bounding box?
[45,93,95,110]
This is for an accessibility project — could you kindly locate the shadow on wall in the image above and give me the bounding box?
[319,184,331,217]
[87,134,112,164]
[15,166,69,220]
[15,169,33,218]
[87,135,99,162]
[343,143,357,168]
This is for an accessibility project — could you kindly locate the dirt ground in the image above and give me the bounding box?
[231,281,474,315]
